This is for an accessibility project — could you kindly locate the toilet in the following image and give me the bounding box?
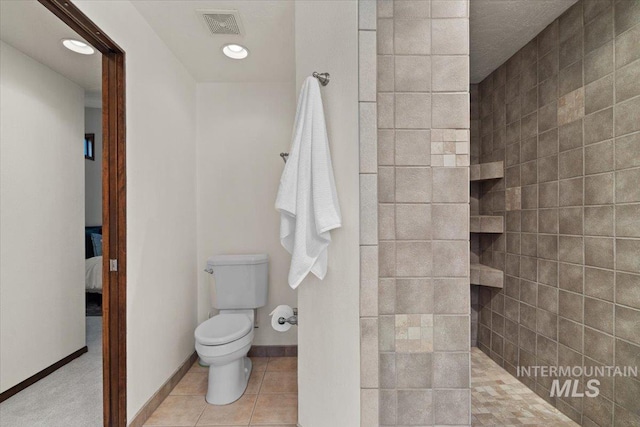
[195,254,268,405]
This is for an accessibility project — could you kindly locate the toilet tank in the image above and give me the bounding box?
[206,254,268,309]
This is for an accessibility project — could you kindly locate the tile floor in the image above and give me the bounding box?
[471,348,578,426]
[148,349,578,426]
[144,357,297,426]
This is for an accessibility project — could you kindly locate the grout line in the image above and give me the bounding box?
[247,388,259,426]
[192,400,208,427]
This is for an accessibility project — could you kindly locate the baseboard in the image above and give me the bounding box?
[248,345,297,357]
[128,351,198,427]
[0,346,88,403]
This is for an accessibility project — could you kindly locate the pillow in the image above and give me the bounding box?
[91,233,103,257]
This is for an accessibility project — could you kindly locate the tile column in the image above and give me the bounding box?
[359,1,380,426]
[375,1,471,425]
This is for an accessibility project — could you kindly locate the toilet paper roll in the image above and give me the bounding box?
[270,305,294,332]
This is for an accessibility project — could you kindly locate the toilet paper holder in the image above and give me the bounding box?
[278,308,298,326]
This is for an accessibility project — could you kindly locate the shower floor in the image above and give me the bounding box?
[471,347,578,426]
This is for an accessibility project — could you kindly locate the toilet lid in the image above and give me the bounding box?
[195,313,252,346]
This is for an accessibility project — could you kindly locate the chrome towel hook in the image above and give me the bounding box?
[279,72,330,163]
[312,71,330,86]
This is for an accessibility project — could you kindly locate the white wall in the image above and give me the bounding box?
[195,82,298,345]
[51,1,358,424]
[73,1,198,422]
[84,107,102,226]
[294,2,360,426]
[0,40,85,392]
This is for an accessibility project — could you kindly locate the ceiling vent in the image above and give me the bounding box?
[198,10,243,36]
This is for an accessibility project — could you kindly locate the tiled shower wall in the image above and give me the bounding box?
[359,0,379,425]
[362,0,472,425]
[474,0,640,425]
[470,84,481,348]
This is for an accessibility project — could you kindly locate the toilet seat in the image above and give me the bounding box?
[195,313,252,346]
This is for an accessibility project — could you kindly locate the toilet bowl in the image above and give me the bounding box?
[196,253,268,405]
[195,311,255,405]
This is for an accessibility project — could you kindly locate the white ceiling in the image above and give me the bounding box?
[131,0,295,83]
[470,0,578,83]
[0,0,102,93]
[0,0,579,91]
[136,0,578,85]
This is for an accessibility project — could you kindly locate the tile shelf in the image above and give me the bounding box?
[469,161,505,288]
[470,263,504,288]
[470,161,504,181]
[470,215,504,233]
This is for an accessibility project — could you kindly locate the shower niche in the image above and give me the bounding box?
[469,85,504,348]
[470,86,505,290]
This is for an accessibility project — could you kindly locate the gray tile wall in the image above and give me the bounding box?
[473,1,640,425]
[359,1,380,425]
[375,1,471,425]
[470,83,481,348]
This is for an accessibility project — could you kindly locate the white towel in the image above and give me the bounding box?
[276,76,342,289]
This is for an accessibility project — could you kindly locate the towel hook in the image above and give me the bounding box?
[312,71,330,86]
[279,72,329,163]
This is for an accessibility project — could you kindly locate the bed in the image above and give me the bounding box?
[85,256,103,294]
[85,226,103,294]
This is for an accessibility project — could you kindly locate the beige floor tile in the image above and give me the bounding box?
[145,395,207,426]
[196,394,257,426]
[189,360,209,374]
[171,373,208,396]
[250,357,268,373]
[147,355,296,427]
[259,372,297,394]
[266,357,297,372]
[245,369,265,394]
[250,393,298,425]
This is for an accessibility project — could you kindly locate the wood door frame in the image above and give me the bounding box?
[37,1,127,425]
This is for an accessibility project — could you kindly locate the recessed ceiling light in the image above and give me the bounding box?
[62,39,95,55]
[222,43,248,60]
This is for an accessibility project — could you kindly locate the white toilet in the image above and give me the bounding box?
[195,254,268,405]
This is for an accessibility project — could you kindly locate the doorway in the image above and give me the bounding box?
[38,1,128,424]
[0,0,126,425]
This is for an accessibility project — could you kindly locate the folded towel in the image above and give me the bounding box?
[276,76,342,289]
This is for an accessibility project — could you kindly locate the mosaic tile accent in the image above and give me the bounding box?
[395,314,434,353]
[431,129,470,167]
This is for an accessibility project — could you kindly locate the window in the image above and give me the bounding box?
[84,133,95,160]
